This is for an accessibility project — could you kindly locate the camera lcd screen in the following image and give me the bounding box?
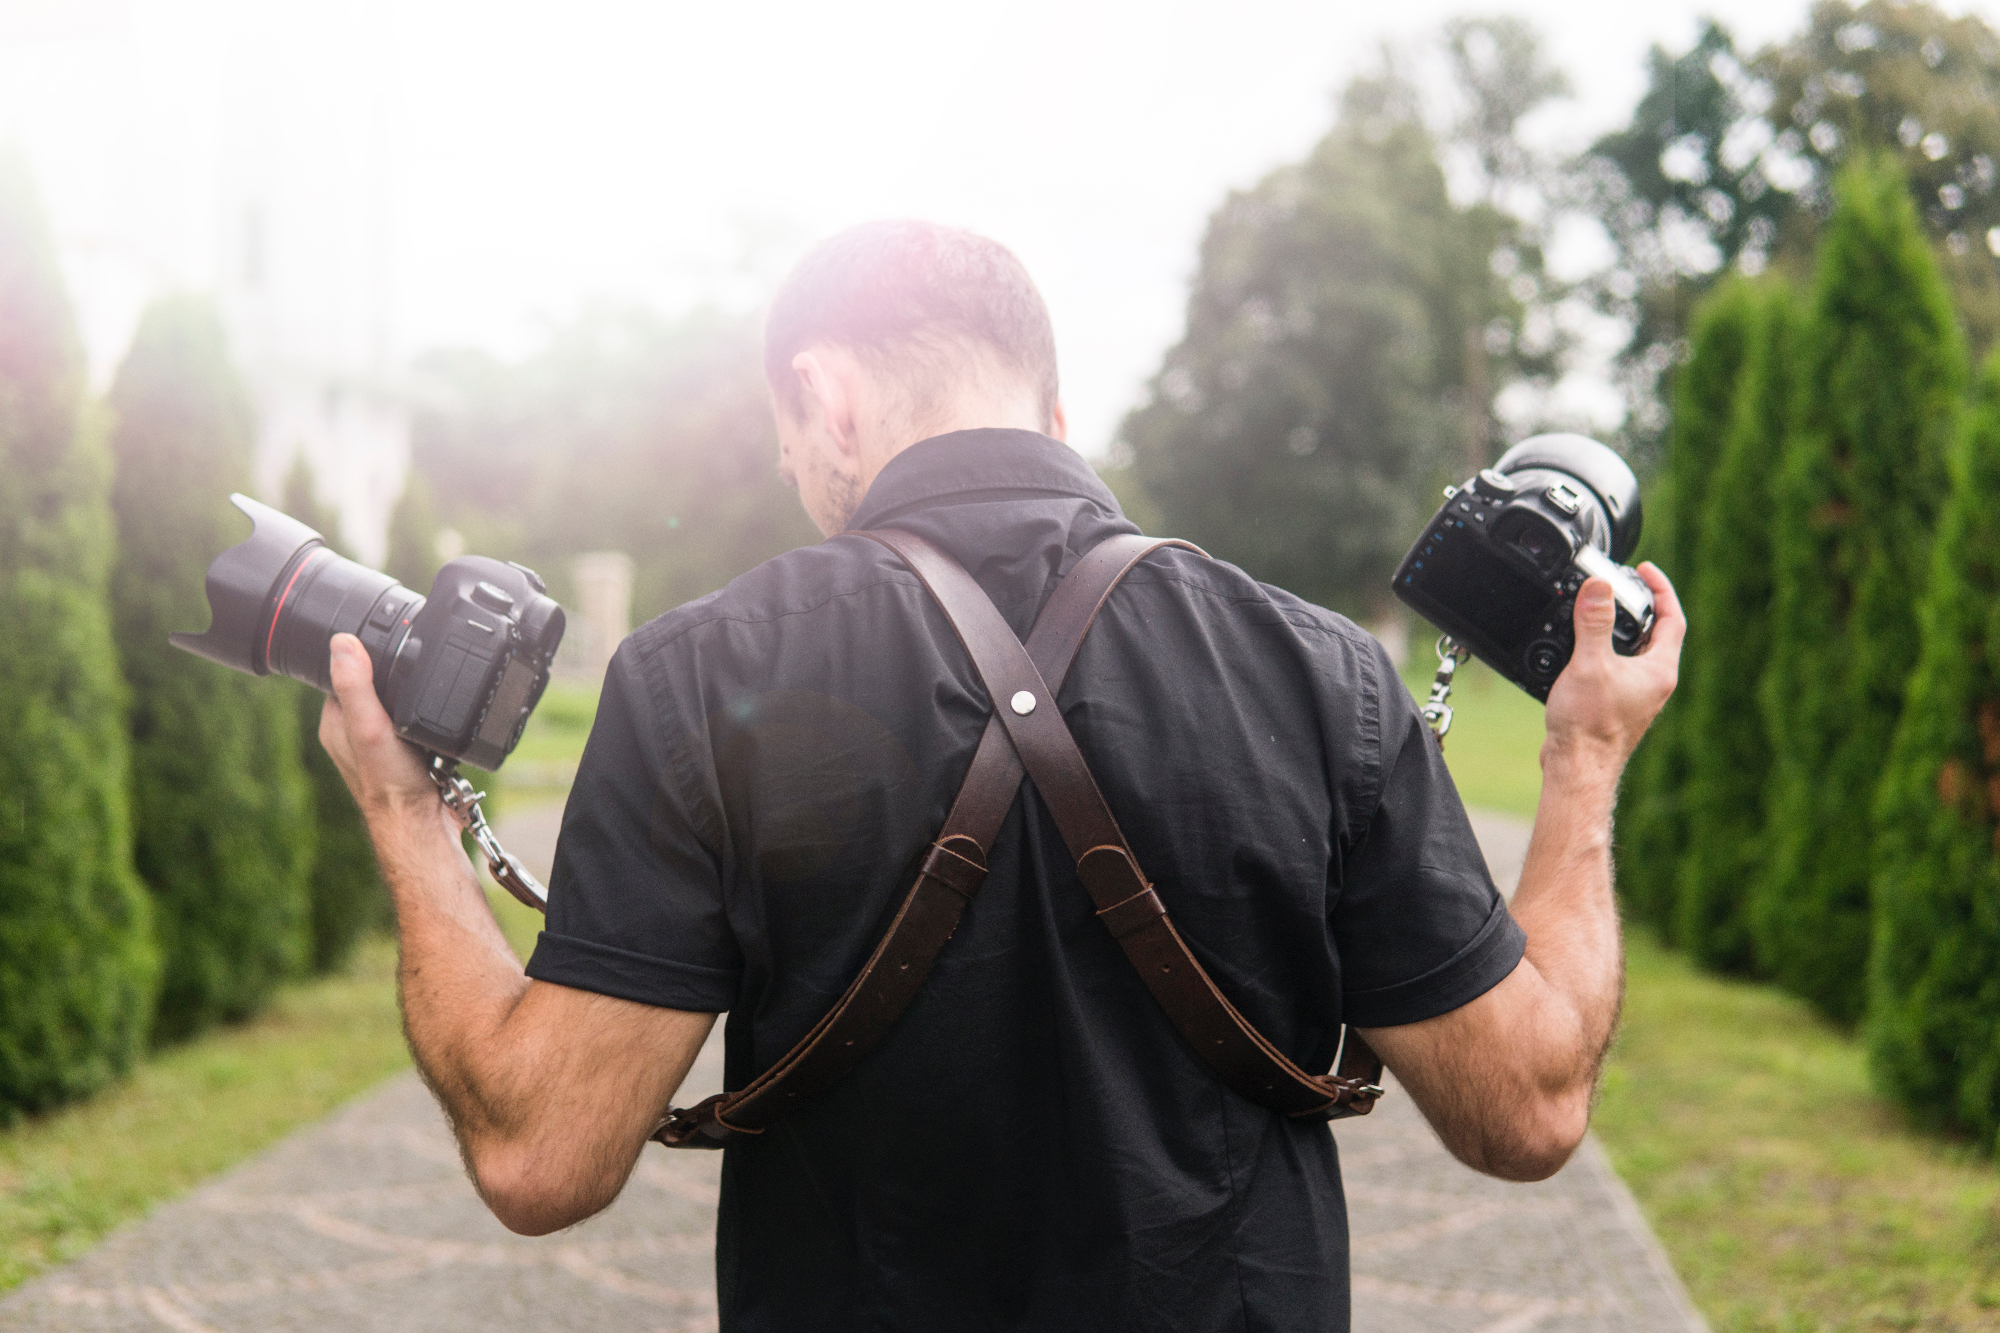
[476,654,540,753]
[1406,531,1555,654]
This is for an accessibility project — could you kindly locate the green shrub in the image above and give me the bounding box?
[1756,156,1963,1021]
[0,148,158,1111]
[1868,347,2000,1143]
[281,456,387,972]
[107,297,313,1040]
[1674,280,1796,972]
[1615,278,1759,939]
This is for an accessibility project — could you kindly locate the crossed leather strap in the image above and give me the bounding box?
[653,530,1384,1149]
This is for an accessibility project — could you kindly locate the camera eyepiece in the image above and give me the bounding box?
[172,494,566,770]
[1492,433,1644,563]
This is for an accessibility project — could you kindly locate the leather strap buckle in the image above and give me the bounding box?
[1288,1074,1385,1121]
[653,1093,761,1150]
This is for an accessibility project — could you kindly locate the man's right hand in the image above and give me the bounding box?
[1542,562,1684,769]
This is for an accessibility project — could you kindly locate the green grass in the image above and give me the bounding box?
[1400,653,1546,817]
[1598,932,2000,1331]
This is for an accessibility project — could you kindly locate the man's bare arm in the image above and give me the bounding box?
[1358,562,1683,1182]
[320,633,715,1235]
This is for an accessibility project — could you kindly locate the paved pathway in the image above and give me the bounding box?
[0,807,1703,1333]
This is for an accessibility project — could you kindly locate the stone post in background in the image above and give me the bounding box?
[564,552,634,685]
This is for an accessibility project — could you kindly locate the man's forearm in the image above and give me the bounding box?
[366,799,533,1143]
[1510,738,1625,1086]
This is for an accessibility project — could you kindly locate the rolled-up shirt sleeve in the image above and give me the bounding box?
[525,639,742,1012]
[1331,644,1526,1029]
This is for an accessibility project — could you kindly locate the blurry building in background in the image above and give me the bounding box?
[560,552,635,683]
[216,33,407,567]
[2,1,410,566]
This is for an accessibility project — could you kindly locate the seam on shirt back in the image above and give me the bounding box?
[1112,568,1381,648]
[639,574,926,654]
[1219,1086,1254,1333]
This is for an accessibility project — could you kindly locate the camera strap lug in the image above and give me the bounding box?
[427,755,550,911]
[1419,635,1469,747]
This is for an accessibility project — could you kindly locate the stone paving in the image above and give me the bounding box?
[0,806,1705,1333]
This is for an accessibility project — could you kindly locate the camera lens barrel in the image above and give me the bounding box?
[260,543,423,694]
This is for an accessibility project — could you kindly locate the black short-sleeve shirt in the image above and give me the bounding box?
[527,429,1523,1333]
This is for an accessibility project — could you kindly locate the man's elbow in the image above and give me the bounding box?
[1479,1092,1590,1183]
[472,1141,617,1237]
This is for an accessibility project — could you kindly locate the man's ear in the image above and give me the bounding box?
[791,350,860,457]
[1049,401,1068,444]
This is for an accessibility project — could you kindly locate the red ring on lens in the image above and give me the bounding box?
[265,547,325,671]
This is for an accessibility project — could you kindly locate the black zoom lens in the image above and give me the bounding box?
[171,495,420,696]
[172,494,565,770]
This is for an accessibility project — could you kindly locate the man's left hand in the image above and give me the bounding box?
[319,633,448,829]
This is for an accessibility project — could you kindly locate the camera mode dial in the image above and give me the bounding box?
[1472,468,1517,500]
[472,581,517,614]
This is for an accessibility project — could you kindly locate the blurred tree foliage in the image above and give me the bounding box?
[280,456,387,974]
[1869,345,2000,1142]
[407,307,817,626]
[0,147,157,1113]
[1587,1,2000,452]
[1674,280,1795,974]
[1123,36,1561,619]
[1614,278,1761,942]
[1755,156,1962,1023]
[108,298,313,1041]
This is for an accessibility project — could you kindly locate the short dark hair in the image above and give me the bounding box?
[764,220,1059,425]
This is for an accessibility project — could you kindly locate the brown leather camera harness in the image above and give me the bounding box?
[639,530,1386,1147]
[440,529,1385,1147]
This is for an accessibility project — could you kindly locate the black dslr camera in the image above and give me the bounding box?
[1392,434,1655,702]
[172,494,566,771]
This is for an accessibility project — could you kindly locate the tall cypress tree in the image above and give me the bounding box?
[281,456,386,972]
[1756,155,1963,1021]
[108,296,313,1040]
[1868,348,2000,1142]
[1615,278,1758,940]
[1675,281,1796,972]
[0,148,157,1110]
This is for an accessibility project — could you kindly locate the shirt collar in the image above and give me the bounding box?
[844,428,1126,532]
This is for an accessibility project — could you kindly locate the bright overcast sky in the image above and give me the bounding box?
[2,0,1989,460]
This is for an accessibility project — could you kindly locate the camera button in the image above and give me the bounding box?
[472,581,517,614]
